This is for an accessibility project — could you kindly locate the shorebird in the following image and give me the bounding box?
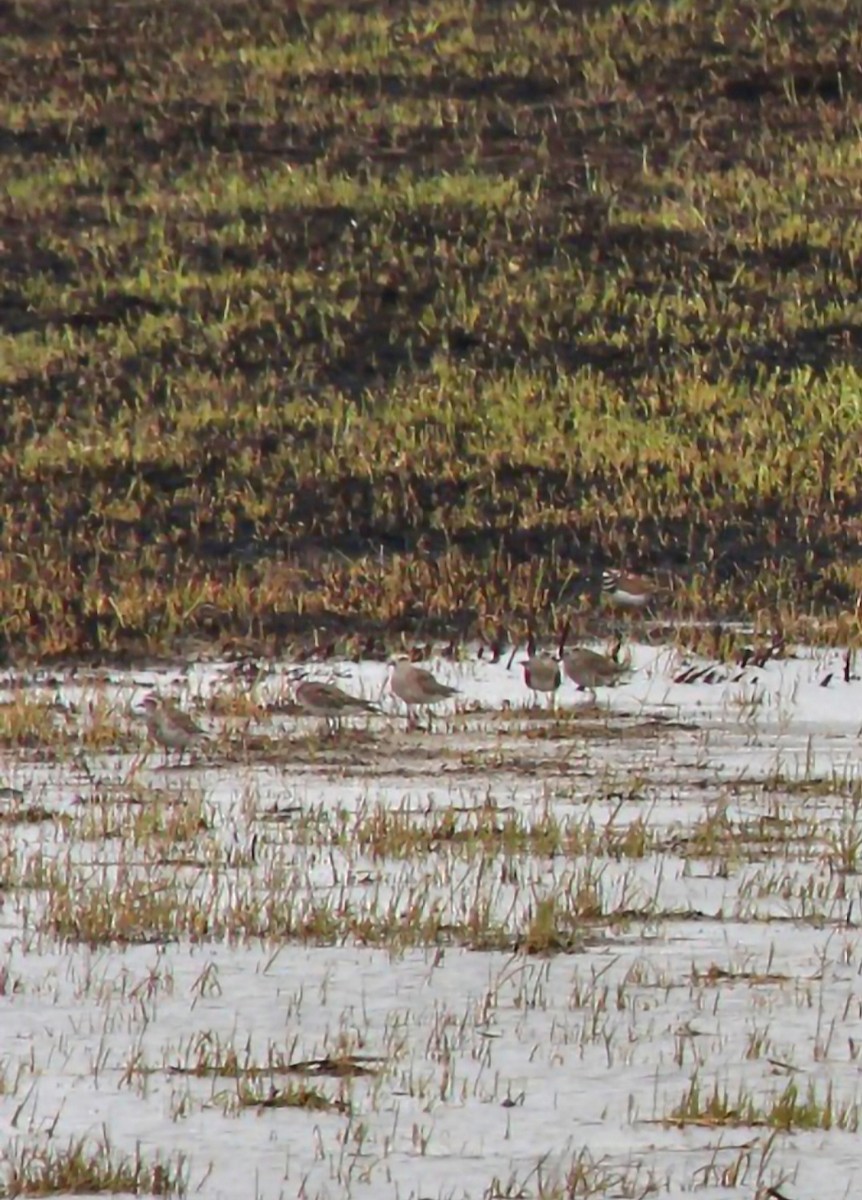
[387,657,459,729]
[601,569,654,610]
[294,680,376,734]
[562,647,630,700]
[522,654,561,708]
[141,695,207,764]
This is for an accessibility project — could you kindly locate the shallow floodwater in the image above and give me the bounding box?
[0,642,860,1199]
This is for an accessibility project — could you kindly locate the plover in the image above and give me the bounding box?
[522,654,561,708]
[295,680,376,734]
[562,647,629,699]
[601,569,654,610]
[141,695,207,763]
[387,657,459,729]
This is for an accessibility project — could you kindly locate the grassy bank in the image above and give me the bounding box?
[4,0,862,660]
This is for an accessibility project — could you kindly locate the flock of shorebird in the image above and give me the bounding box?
[140,568,655,758]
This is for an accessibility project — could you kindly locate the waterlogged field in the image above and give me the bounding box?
[7,14,862,1195]
[2,641,862,1199]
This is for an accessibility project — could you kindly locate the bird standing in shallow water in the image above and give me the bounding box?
[522,654,561,708]
[141,694,207,764]
[561,647,630,701]
[387,657,459,730]
[294,680,377,735]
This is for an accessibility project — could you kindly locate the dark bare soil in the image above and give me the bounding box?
[3,1,862,660]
